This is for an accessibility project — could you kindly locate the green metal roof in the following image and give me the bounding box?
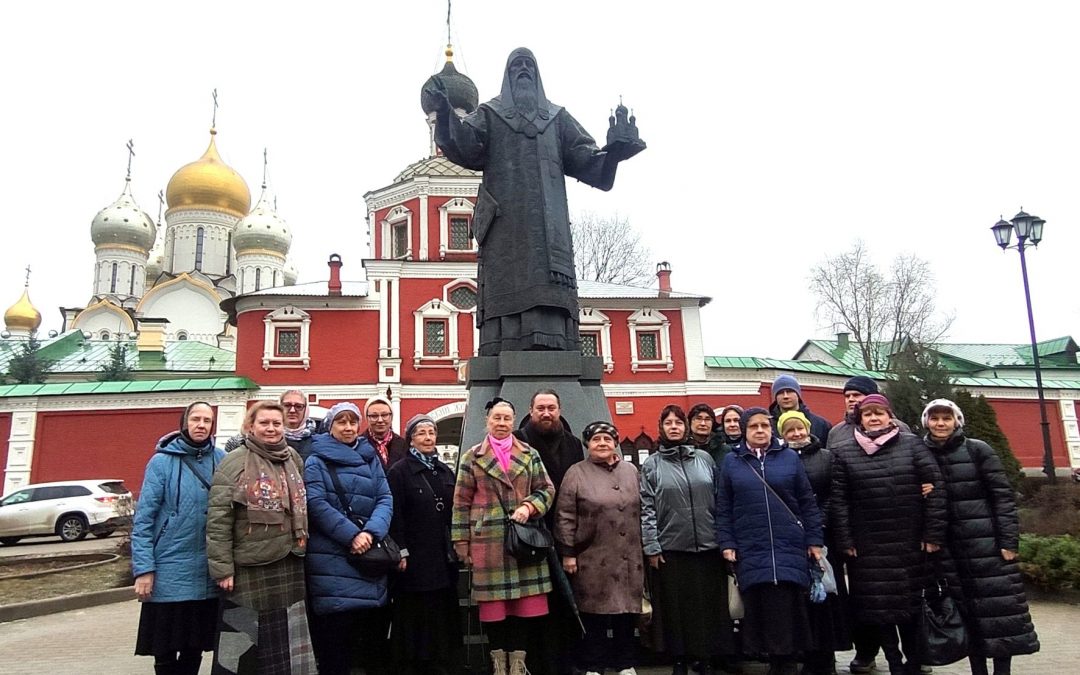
[704,356,1080,390]
[1,331,235,377]
[0,377,257,399]
[805,336,1079,373]
[705,355,890,379]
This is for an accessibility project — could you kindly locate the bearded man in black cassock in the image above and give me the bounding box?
[426,47,642,356]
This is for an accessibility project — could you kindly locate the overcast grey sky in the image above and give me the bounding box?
[2,1,1077,359]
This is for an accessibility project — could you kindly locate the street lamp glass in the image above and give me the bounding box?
[1012,210,1034,239]
[991,218,1013,249]
[1030,218,1046,245]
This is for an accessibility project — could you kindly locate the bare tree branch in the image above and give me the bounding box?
[570,211,654,286]
[809,242,951,371]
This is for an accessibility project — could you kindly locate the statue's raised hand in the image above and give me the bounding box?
[423,76,452,115]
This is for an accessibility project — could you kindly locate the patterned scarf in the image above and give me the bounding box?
[366,428,392,466]
[237,436,307,539]
[854,424,900,456]
[410,446,437,470]
[489,434,513,473]
[284,417,316,443]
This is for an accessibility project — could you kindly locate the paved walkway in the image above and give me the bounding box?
[0,598,1075,674]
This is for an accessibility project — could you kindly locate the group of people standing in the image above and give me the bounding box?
[130,374,1039,675]
[132,392,454,675]
[667,375,1038,675]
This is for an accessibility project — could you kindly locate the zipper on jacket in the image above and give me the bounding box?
[754,452,779,585]
[676,451,701,551]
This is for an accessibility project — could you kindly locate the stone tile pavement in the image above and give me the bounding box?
[0,598,1075,674]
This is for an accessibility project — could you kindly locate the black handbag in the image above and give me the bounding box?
[326,463,401,576]
[918,574,968,666]
[491,476,552,563]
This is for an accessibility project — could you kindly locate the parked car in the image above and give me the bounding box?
[0,479,133,545]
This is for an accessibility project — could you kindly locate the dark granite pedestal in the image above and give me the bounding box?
[460,351,612,449]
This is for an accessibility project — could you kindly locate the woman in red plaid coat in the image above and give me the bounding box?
[453,398,555,675]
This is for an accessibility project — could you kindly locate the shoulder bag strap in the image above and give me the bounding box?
[179,455,212,490]
[741,454,803,528]
[417,466,448,512]
[326,462,362,524]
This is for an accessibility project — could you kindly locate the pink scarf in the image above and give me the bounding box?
[488,434,513,473]
[854,425,900,455]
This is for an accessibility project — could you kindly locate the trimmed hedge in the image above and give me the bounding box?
[1018,534,1080,590]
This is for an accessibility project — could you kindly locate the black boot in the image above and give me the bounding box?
[992,656,1012,675]
[672,661,689,675]
[153,656,178,675]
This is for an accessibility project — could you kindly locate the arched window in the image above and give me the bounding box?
[110,262,118,293]
[176,331,188,341]
[225,232,232,275]
[195,227,205,271]
[240,268,245,292]
[255,268,262,291]
[129,265,136,296]
[100,330,110,341]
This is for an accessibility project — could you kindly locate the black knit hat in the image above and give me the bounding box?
[843,375,879,396]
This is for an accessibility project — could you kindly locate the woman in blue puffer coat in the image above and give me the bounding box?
[715,407,824,675]
[132,401,224,675]
[304,401,394,675]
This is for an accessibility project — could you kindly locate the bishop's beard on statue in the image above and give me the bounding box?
[512,78,538,117]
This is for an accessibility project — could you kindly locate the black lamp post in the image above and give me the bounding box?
[991,209,1056,483]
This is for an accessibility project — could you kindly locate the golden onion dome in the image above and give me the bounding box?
[165,129,251,218]
[4,287,42,333]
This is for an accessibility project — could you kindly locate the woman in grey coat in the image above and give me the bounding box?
[640,405,735,675]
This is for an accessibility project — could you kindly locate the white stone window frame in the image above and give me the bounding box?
[263,305,311,370]
[414,298,459,369]
[382,205,413,261]
[439,198,476,259]
[628,308,674,373]
[579,307,614,373]
[443,278,478,312]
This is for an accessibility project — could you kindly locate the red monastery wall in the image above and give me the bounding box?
[985,397,1070,470]
[235,309,380,385]
[32,408,187,496]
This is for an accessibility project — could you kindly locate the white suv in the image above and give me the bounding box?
[0,479,133,545]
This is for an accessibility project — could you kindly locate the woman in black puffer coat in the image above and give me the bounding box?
[830,394,947,675]
[921,399,1038,675]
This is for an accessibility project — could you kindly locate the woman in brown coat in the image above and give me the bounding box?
[452,398,555,675]
[555,421,644,675]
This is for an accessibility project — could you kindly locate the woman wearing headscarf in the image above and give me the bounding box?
[386,413,462,675]
[830,394,946,675]
[776,410,850,675]
[452,398,555,675]
[206,400,314,674]
[715,407,823,675]
[304,401,394,675]
[132,402,224,675]
[718,405,744,448]
[555,421,643,675]
[921,399,1038,675]
[640,405,735,675]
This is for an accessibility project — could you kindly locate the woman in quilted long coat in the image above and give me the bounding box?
[830,394,947,675]
[921,399,1038,675]
[303,401,394,675]
[452,398,555,675]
